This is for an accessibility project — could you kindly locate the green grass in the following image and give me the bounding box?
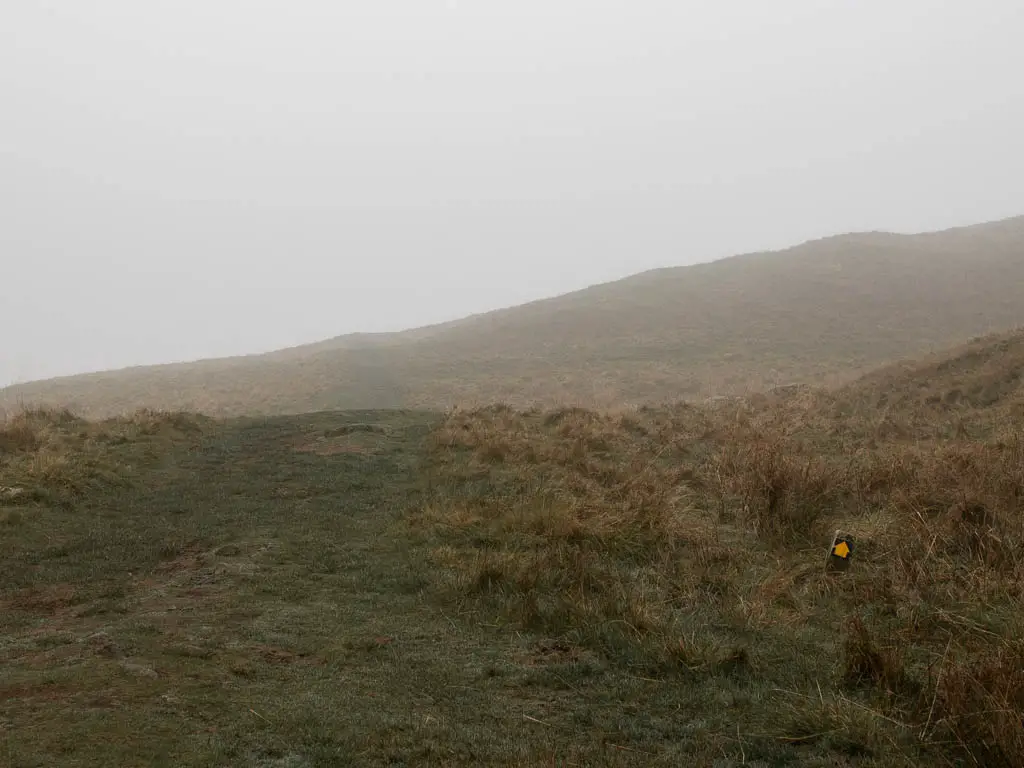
[1,409,441,766]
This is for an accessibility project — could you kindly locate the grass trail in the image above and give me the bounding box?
[2,411,481,767]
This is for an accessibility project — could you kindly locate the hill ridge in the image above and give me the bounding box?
[5,213,1024,417]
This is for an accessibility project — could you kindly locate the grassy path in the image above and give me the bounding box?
[2,411,457,767]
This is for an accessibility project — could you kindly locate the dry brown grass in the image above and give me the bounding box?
[0,406,210,505]
[413,384,1024,764]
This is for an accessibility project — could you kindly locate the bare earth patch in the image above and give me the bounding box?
[285,422,393,456]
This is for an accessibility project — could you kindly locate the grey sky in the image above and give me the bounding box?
[3,1,1023,386]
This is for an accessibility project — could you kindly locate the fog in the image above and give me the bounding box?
[3,0,1023,386]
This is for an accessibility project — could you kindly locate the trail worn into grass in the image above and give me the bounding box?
[1,410,500,767]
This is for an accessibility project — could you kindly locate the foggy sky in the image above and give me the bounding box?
[3,1,1023,386]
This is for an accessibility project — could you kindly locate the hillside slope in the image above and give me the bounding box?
[5,215,1024,417]
[830,327,1024,432]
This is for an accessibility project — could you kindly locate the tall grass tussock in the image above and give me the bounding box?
[0,406,209,506]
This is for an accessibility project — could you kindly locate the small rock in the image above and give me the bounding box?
[253,753,309,768]
[121,661,159,679]
[86,631,122,658]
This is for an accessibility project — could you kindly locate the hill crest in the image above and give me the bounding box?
[5,214,1024,417]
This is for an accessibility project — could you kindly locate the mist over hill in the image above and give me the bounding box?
[5,215,1024,418]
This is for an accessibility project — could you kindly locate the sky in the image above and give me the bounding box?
[2,0,1023,386]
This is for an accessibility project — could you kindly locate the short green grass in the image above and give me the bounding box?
[2,409,446,767]
[2,392,1022,766]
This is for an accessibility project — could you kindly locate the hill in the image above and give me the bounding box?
[5,214,1024,417]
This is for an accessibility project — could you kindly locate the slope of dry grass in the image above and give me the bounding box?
[5,215,1024,417]
[835,327,1024,427]
[412,367,1024,764]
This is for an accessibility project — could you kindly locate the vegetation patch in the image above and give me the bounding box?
[413,387,1024,765]
[0,407,209,505]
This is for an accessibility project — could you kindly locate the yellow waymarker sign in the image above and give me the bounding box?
[826,532,853,572]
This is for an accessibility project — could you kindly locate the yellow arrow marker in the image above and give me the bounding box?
[832,541,851,559]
